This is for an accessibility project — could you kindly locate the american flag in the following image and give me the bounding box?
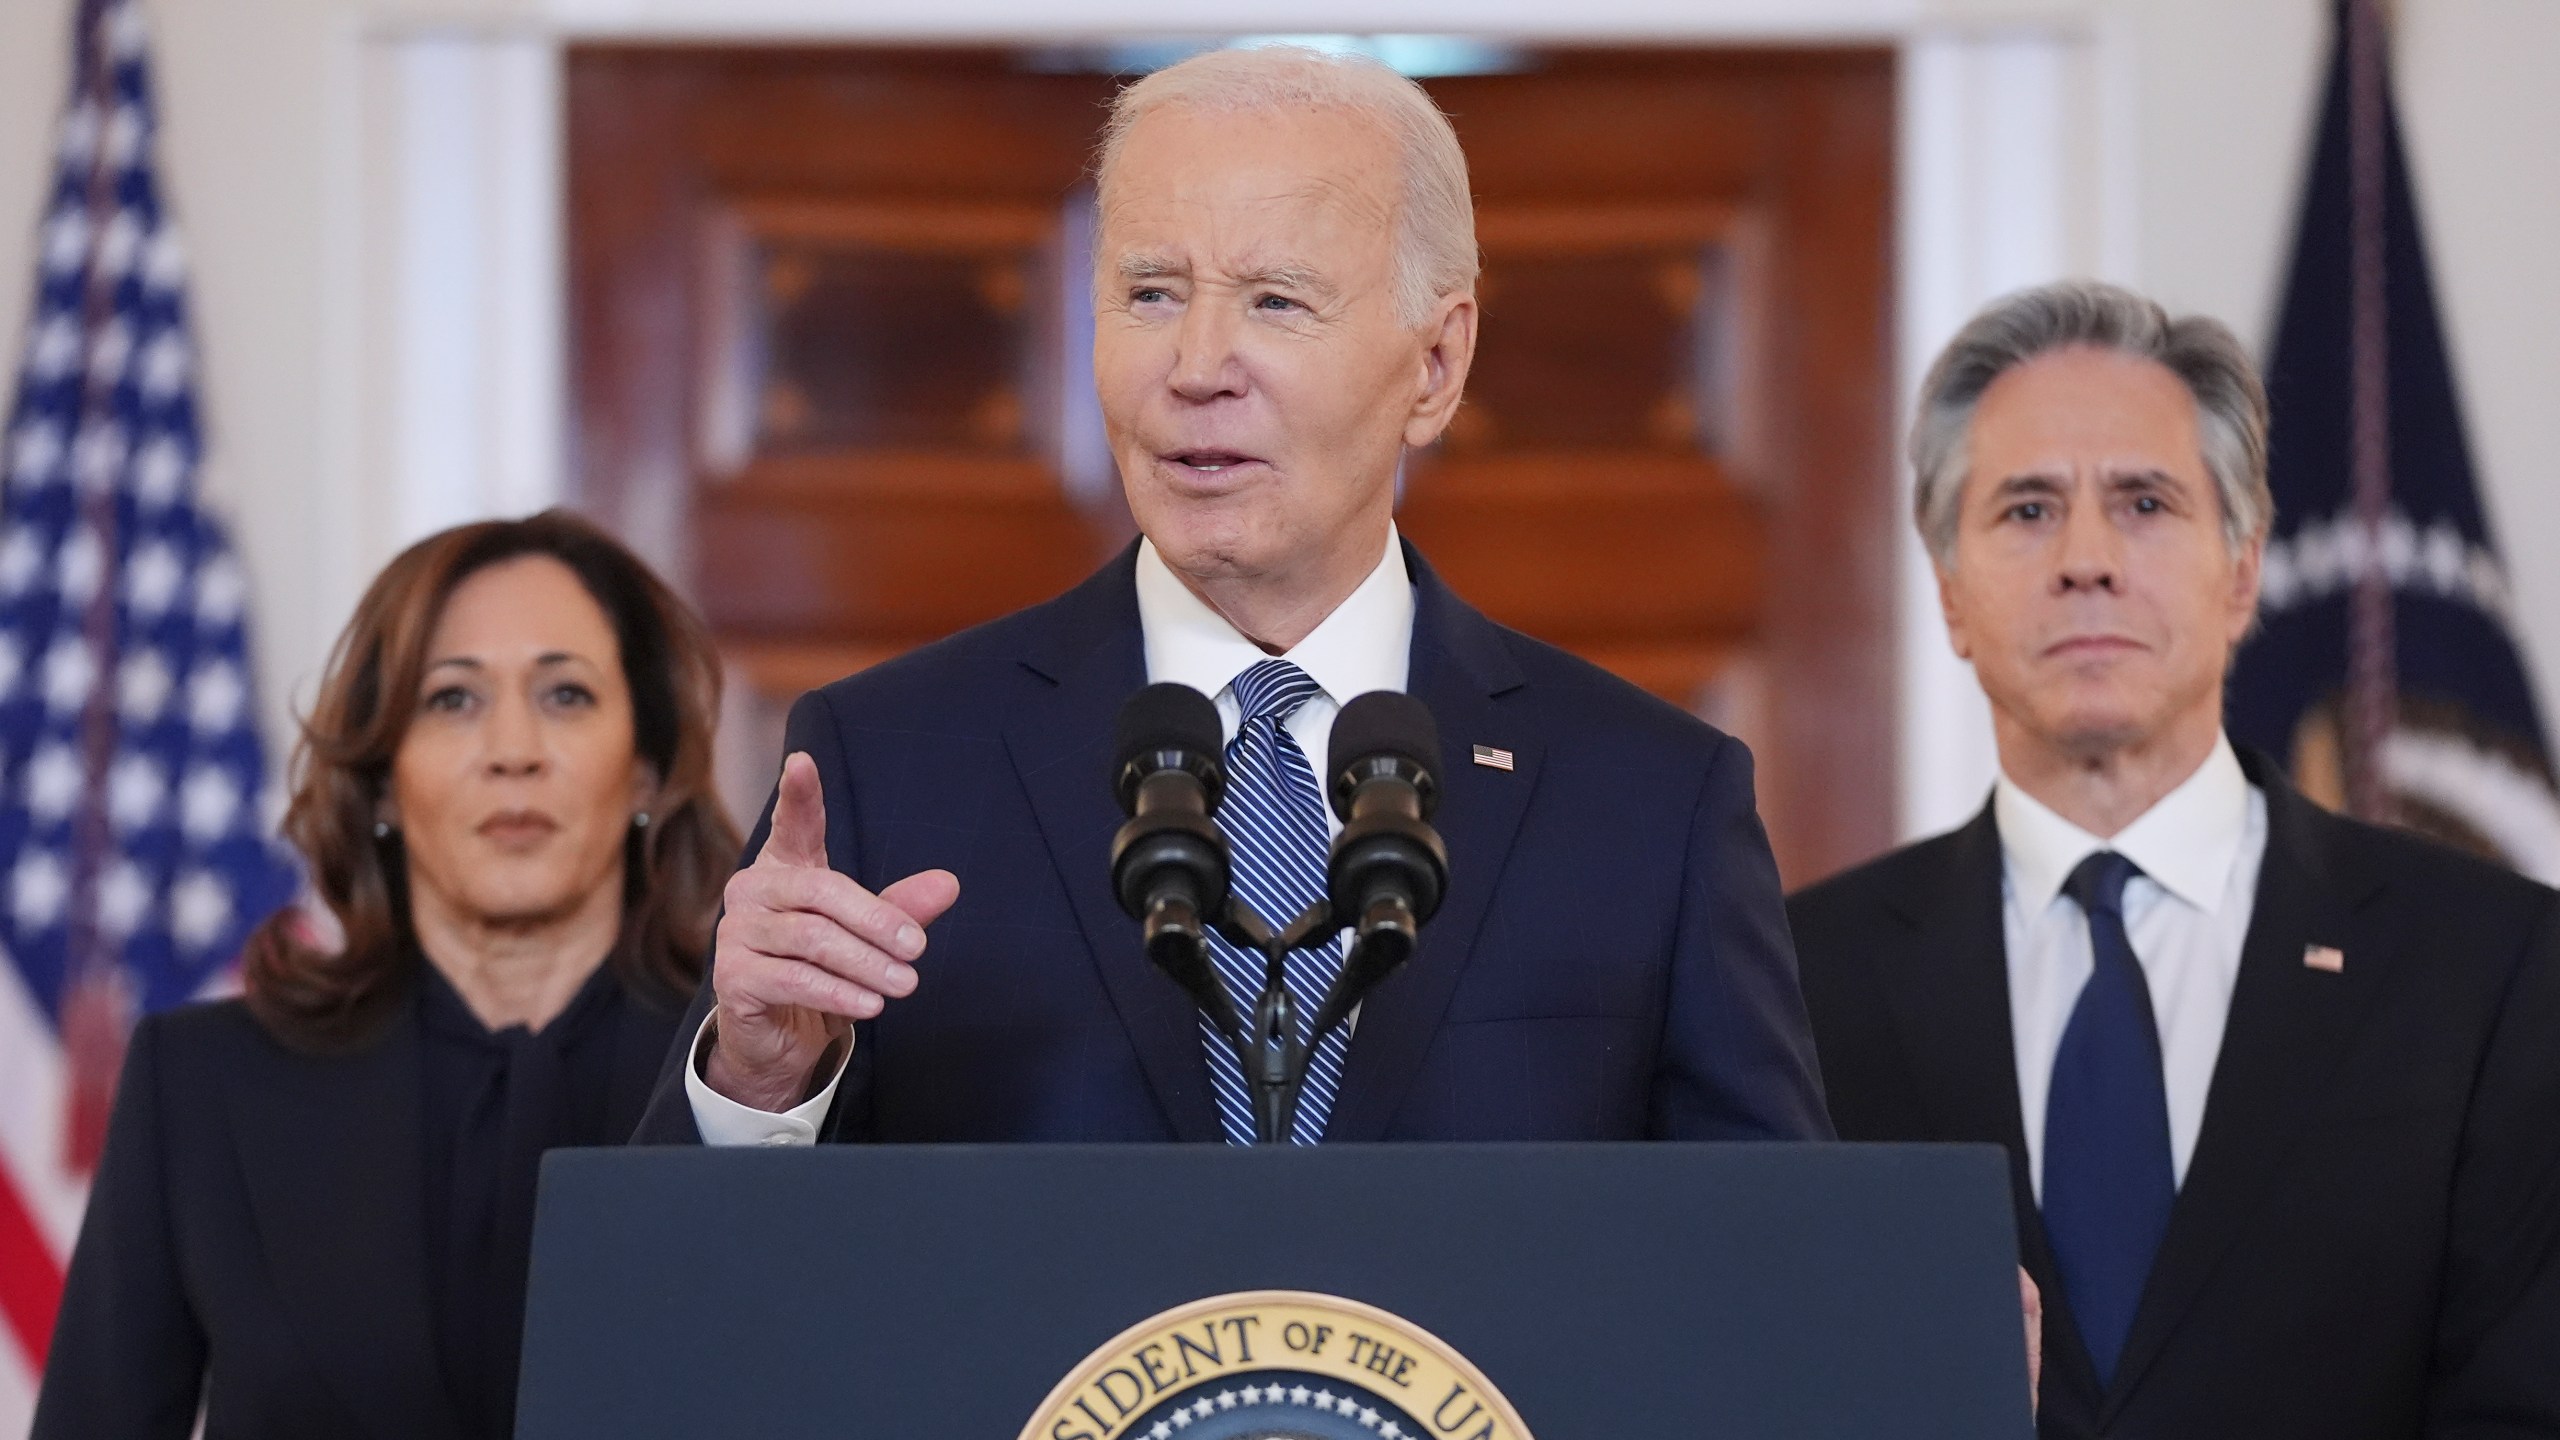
[0,0,298,1421]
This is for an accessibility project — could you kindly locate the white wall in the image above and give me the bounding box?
[1,0,2556,841]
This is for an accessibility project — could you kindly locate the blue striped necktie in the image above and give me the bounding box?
[2042,850,2177,1388]
[1202,659,1350,1145]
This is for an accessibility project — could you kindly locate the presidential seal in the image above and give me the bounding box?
[1021,1291,1533,1440]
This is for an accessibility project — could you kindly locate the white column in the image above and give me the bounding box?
[1893,24,2131,840]
[364,31,565,556]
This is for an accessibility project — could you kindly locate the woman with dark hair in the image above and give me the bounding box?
[34,510,739,1440]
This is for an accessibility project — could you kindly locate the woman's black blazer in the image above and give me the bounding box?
[32,989,675,1440]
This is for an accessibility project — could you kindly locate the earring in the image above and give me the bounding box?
[633,811,651,829]
[373,819,392,839]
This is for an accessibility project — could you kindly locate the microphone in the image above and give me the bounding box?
[1313,691,1449,1039]
[1109,683,1241,1042]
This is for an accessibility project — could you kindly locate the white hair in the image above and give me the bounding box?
[1094,44,1480,328]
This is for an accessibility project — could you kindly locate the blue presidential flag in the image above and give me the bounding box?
[0,2,299,1388]
[2229,0,2560,879]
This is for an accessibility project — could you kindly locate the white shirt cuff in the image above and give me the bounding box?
[681,1007,852,1147]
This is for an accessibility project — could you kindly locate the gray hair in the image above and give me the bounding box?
[1094,45,1480,329]
[1910,280,2272,565]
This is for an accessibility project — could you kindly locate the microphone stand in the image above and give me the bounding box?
[1149,894,1419,1143]
[1158,902,1395,1145]
[1213,899,1334,1145]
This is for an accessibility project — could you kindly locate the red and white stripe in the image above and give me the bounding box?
[0,946,86,1434]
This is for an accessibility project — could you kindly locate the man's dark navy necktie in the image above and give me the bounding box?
[2042,850,2177,1389]
[1200,659,1350,1145]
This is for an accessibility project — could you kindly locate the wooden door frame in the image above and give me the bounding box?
[343,9,2139,865]
[566,46,1898,882]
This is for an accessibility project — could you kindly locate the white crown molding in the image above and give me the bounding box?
[353,0,2108,44]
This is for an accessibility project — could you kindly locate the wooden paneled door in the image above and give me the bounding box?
[567,46,1895,886]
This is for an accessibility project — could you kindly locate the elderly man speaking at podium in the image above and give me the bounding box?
[633,45,1830,1149]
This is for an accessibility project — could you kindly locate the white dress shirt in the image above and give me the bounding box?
[1997,733,2267,1198]
[686,527,1416,1145]
[1135,525,1414,817]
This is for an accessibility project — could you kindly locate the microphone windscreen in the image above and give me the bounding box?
[1114,683,1224,775]
[1327,691,1442,800]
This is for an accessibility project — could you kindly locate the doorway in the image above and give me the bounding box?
[566,44,1895,885]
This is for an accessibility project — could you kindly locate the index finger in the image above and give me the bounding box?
[758,752,829,869]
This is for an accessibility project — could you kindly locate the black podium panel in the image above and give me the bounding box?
[518,1143,2030,1439]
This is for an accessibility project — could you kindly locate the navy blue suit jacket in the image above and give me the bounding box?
[634,542,1830,1144]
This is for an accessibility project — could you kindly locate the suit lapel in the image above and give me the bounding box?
[1873,807,2031,1161]
[1002,547,1222,1142]
[2101,763,2386,1422]
[1323,549,1538,1142]
[229,995,463,1440]
[1872,806,2111,1417]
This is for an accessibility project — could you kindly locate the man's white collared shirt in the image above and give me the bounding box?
[685,527,1416,1144]
[1133,526,1413,831]
[1997,734,2267,1199]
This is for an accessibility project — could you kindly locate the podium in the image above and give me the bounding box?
[516,1143,2033,1439]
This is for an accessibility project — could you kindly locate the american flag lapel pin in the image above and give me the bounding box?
[2303,944,2345,974]
[1471,744,1515,772]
